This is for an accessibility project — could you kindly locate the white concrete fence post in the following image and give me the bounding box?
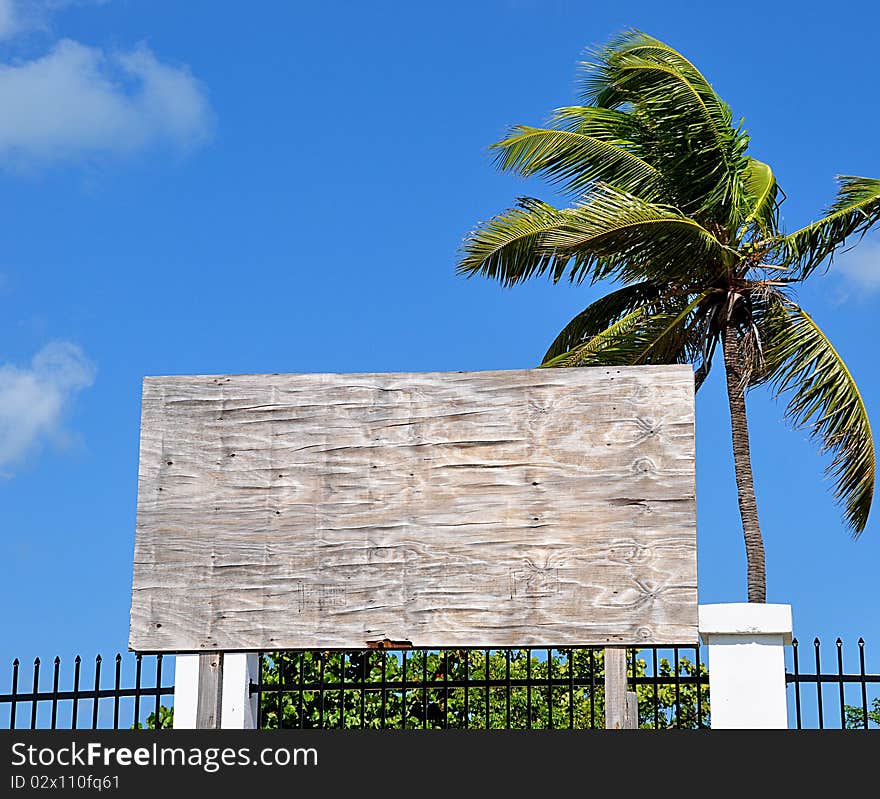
[171,654,199,729]
[172,652,260,729]
[221,653,260,729]
[699,603,793,729]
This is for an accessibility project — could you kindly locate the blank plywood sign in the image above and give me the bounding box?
[130,366,697,652]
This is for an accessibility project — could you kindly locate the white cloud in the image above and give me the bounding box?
[0,342,96,470]
[0,1,108,41]
[0,1,213,167]
[832,238,880,293]
[0,38,212,166]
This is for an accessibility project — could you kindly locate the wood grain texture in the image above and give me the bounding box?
[604,648,634,730]
[129,366,697,652]
[196,653,223,729]
[626,691,639,729]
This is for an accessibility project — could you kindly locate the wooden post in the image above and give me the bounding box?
[604,648,637,729]
[626,690,639,729]
[196,653,224,729]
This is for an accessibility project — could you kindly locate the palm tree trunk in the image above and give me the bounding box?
[721,324,766,602]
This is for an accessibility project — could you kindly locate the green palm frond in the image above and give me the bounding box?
[540,304,650,367]
[545,184,732,285]
[541,280,668,361]
[541,291,711,368]
[549,105,641,136]
[579,31,749,225]
[458,185,731,288]
[583,31,719,112]
[457,198,568,286]
[762,300,875,533]
[585,31,734,135]
[591,55,729,148]
[740,158,779,237]
[781,176,880,279]
[491,124,663,199]
[595,30,706,79]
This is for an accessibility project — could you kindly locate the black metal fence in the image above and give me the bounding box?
[252,646,709,730]
[4,638,878,730]
[786,638,880,730]
[0,654,173,730]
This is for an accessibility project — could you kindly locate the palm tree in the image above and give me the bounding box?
[457,31,876,602]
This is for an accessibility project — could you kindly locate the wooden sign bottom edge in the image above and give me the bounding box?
[128,634,701,654]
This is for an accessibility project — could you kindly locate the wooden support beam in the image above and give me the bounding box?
[626,690,639,729]
[196,653,223,729]
[605,648,637,729]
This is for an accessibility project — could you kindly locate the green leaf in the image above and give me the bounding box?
[762,300,875,532]
[541,304,649,367]
[491,124,663,199]
[541,280,668,362]
[545,185,732,285]
[458,185,730,288]
[740,158,778,236]
[578,31,750,224]
[457,198,568,286]
[541,291,711,369]
[781,176,880,279]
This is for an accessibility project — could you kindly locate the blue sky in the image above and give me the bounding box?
[1,0,879,679]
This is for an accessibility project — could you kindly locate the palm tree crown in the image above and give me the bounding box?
[457,31,876,601]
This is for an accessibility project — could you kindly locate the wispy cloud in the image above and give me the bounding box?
[0,1,110,41]
[831,237,880,295]
[0,342,96,471]
[0,1,213,168]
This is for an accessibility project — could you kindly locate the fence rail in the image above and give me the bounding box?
[252,646,709,730]
[786,638,880,730]
[0,654,173,730]
[3,638,877,730]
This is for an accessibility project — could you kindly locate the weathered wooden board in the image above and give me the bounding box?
[130,366,697,652]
